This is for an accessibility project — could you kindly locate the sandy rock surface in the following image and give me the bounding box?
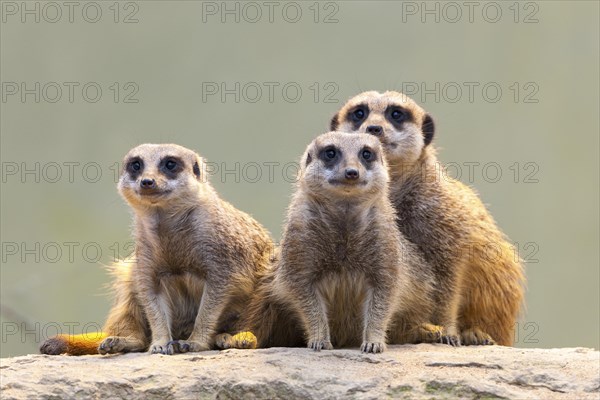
[1,344,599,399]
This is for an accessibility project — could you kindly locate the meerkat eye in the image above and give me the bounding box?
[351,108,366,121]
[165,160,177,171]
[362,149,373,161]
[391,109,406,121]
[128,160,142,172]
[325,149,336,159]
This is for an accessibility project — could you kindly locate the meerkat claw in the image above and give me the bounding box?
[441,335,461,347]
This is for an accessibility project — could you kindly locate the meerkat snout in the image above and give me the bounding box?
[140,178,157,189]
[365,125,383,136]
[344,167,359,180]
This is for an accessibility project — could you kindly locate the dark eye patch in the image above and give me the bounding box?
[385,105,413,130]
[126,157,143,179]
[318,145,340,168]
[160,156,184,179]
[359,147,377,169]
[346,104,369,131]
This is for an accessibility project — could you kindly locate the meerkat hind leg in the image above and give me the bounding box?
[98,336,147,354]
[414,323,445,343]
[461,327,496,346]
[214,332,258,350]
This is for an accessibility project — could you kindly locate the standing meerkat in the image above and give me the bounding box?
[221,132,435,352]
[330,91,525,346]
[40,143,272,355]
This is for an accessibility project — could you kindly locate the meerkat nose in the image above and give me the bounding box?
[345,168,359,180]
[366,125,383,136]
[140,178,156,189]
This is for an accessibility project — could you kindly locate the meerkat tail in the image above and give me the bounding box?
[40,332,107,356]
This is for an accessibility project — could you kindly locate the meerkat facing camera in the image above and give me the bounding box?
[221,132,435,353]
[40,143,272,355]
[331,91,525,346]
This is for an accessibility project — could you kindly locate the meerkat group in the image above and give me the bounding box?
[41,91,524,356]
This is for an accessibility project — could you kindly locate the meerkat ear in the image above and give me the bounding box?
[330,113,340,131]
[192,155,205,180]
[305,152,313,166]
[422,114,435,146]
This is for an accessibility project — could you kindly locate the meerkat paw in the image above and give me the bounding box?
[99,336,145,354]
[149,340,171,355]
[361,341,386,353]
[214,333,233,349]
[98,336,125,355]
[166,340,210,354]
[229,331,258,349]
[461,328,496,346]
[307,339,333,351]
[215,332,257,350]
[415,323,444,343]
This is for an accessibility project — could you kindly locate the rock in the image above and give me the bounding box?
[1,344,598,399]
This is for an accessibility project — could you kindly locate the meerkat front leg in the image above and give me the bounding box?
[140,290,173,354]
[297,286,333,351]
[361,280,396,353]
[168,283,227,354]
[437,285,462,346]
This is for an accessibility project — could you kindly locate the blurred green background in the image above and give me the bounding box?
[1,1,598,357]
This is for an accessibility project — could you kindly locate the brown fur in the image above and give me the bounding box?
[40,144,274,355]
[221,132,435,352]
[331,91,525,346]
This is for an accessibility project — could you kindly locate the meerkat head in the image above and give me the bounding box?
[300,132,389,201]
[118,143,206,209]
[330,91,435,166]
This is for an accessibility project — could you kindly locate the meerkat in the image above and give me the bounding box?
[40,143,273,355]
[220,132,435,352]
[330,91,525,346]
